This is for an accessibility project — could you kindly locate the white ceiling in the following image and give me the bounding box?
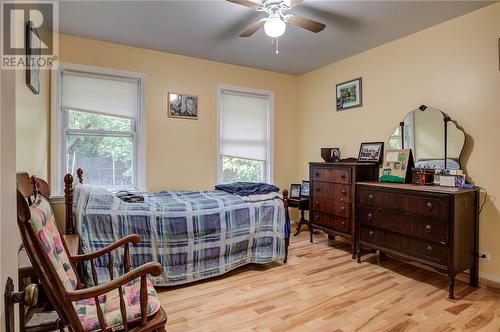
[58,0,494,75]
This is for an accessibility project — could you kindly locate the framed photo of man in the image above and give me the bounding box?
[167,92,198,119]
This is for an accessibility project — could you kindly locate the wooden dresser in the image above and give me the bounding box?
[309,162,378,257]
[356,182,479,299]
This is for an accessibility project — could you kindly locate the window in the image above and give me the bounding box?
[217,85,273,184]
[51,63,146,195]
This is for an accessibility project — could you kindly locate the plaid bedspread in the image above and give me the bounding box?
[73,185,288,286]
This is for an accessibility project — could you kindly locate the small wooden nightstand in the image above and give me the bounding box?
[287,197,310,236]
[18,234,80,332]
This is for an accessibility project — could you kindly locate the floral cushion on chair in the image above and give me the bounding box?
[73,277,161,332]
[29,195,78,291]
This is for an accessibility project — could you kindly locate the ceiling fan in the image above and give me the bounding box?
[227,0,326,38]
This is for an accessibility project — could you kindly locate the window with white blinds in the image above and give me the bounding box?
[51,63,146,195]
[62,72,139,118]
[218,86,273,184]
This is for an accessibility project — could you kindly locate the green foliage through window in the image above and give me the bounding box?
[221,155,264,183]
[66,110,134,186]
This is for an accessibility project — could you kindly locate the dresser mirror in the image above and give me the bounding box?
[388,105,465,170]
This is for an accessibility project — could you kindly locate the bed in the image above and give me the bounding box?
[63,169,291,286]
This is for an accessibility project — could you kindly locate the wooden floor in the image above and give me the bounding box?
[157,230,500,332]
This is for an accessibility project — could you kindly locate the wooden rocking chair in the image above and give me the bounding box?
[16,177,167,332]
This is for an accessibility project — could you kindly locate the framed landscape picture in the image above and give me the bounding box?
[336,77,362,111]
[167,92,198,119]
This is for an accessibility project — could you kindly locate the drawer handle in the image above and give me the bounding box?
[368,230,374,238]
[314,201,319,206]
[315,172,320,177]
[426,202,433,209]
[341,221,345,225]
[368,194,374,201]
[341,205,345,210]
[341,189,347,195]
[425,225,432,233]
[367,213,373,221]
[341,174,346,179]
[315,214,320,220]
[426,245,433,253]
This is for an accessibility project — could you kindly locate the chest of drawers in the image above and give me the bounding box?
[355,182,479,299]
[309,162,378,257]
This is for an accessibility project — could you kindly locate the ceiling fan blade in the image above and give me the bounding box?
[240,18,267,37]
[284,0,303,7]
[286,15,326,33]
[227,0,264,10]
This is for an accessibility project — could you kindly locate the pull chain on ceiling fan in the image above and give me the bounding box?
[227,0,326,53]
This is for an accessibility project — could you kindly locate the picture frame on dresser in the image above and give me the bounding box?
[358,142,384,164]
[300,181,310,197]
[290,184,301,199]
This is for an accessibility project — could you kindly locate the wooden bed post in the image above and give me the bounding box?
[282,189,290,264]
[65,168,83,234]
[76,168,83,184]
[64,173,74,235]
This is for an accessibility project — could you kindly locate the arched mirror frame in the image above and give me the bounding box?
[395,105,466,170]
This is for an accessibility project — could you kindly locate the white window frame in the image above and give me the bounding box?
[50,62,147,199]
[216,84,274,185]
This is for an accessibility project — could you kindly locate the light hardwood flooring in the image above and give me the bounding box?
[157,230,500,332]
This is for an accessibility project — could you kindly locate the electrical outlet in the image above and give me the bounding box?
[478,251,491,262]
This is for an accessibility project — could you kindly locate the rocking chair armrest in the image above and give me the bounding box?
[70,234,141,262]
[65,262,162,302]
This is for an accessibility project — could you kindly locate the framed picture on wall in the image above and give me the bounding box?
[336,77,362,111]
[167,92,198,119]
[26,21,41,95]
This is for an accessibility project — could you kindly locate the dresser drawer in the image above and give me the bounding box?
[358,189,449,219]
[311,167,350,184]
[360,227,448,264]
[311,212,350,233]
[312,197,350,218]
[359,207,448,244]
[313,182,351,202]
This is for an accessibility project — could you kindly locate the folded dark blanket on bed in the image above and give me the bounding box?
[116,190,144,203]
[215,182,279,197]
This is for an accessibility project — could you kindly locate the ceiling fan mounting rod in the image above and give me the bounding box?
[261,1,291,17]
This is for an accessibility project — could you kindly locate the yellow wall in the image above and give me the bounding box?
[15,66,50,179]
[297,3,500,279]
[58,34,300,192]
[50,34,300,225]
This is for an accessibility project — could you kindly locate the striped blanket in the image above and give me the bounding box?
[73,185,288,286]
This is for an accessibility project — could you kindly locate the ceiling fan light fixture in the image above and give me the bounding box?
[264,16,286,38]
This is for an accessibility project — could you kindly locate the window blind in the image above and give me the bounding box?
[61,72,138,118]
[220,91,270,161]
